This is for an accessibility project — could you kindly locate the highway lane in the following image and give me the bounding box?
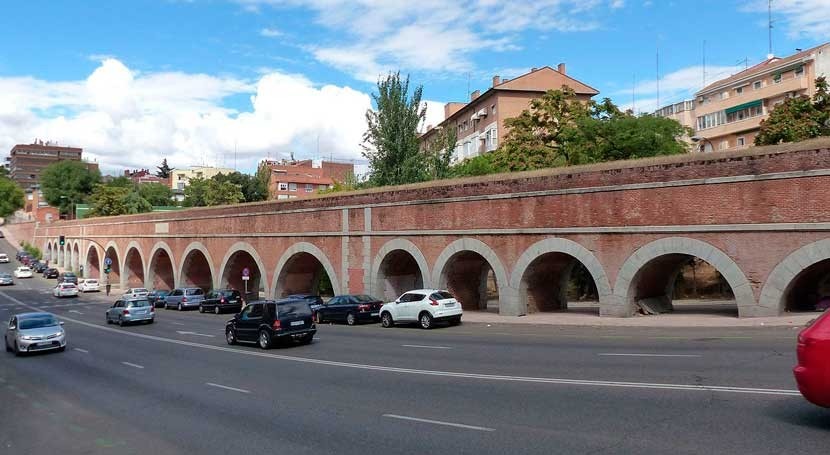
[1,241,829,454]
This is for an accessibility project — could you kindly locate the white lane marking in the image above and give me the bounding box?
[72,348,89,353]
[598,353,702,358]
[171,322,186,326]
[206,382,250,394]
[68,310,84,315]
[176,331,215,338]
[121,362,144,369]
[383,414,495,432]
[0,291,801,398]
[402,344,452,350]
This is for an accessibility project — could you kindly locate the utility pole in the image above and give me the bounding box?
[702,40,707,87]
[768,0,774,57]
[656,43,660,111]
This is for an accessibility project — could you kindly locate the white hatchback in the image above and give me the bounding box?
[13,267,33,278]
[122,288,149,298]
[78,279,100,292]
[379,289,462,329]
[53,282,79,298]
[0,253,8,263]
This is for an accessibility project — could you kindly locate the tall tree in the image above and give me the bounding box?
[362,72,428,186]
[138,182,174,206]
[0,166,9,177]
[87,184,153,217]
[212,172,267,202]
[0,176,24,218]
[156,158,174,179]
[756,77,830,145]
[183,178,243,207]
[183,177,208,207]
[425,126,457,180]
[255,161,273,200]
[39,160,100,215]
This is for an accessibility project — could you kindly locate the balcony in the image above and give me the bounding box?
[697,113,769,139]
[696,75,808,116]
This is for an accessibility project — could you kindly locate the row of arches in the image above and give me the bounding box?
[41,236,830,317]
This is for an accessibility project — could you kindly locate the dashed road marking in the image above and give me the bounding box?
[402,344,452,350]
[121,362,144,369]
[382,414,495,432]
[598,353,702,358]
[72,348,89,353]
[206,382,250,394]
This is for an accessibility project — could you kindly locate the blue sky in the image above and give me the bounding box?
[1,0,828,173]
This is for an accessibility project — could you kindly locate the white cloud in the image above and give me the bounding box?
[0,58,372,174]
[238,0,620,82]
[745,0,830,39]
[620,64,744,113]
[259,27,283,37]
[420,100,446,133]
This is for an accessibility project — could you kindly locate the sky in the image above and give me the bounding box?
[1,0,829,175]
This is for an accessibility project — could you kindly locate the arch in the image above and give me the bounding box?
[71,241,80,273]
[85,244,102,279]
[759,239,830,316]
[147,241,178,291]
[52,242,58,266]
[44,242,52,262]
[613,237,756,317]
[104,241,122,290]
[58,244,65,269]
[272,242,340,298]
[510,238,613,316]
[432,238,510,315]
[121,241,146,289]
[370,239,431,301]
[177,242,216,292]
[218,242,267,300]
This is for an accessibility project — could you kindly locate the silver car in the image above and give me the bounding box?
[106,298,155,326]
[0,272,13,286]
[5,313,66,356]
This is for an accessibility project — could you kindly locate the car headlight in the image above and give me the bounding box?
[20,335,34,340]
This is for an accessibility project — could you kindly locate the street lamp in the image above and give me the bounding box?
[690,135,714,153]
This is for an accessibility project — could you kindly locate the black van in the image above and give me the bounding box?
[225,299,315,349]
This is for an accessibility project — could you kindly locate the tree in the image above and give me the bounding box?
[212,172,267,203]
[756,77,830,145]
[362,72,428,186]
[39,160,100,215]
[256,161,273,200]
[87,186,130,217]
[425,126,457,180]
[184,178,243,207]
[156,158,174,179]
[0,176,24,218]
[138,183,173,206]
[0,166,8,177]
[183,178,208,207]
[105,176,133,188]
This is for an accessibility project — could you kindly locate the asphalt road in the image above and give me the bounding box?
[0,239,828,454]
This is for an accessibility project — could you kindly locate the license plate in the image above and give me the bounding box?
[290,320,304,327]
[370,312,379,316]
[444,302,455,307]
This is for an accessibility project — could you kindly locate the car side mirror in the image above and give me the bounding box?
[59,321,65,326]
[8,326,15,331]
[395,299,401,304]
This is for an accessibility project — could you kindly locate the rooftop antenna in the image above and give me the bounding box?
[466,72,471,100]
[234,138,237,171]
[632,74,636,114]
[656,42,660,110]
[702,40,707,87]
[768,0,774,58]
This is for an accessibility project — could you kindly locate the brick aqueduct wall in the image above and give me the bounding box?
[14,137,830,318]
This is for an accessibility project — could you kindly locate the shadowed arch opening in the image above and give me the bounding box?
[783,259,830,312]
[274,252,333,298]
[375,249,426,301]
[45,242,52,262]
[759,240,830,314]
[71,243,80,273]
[123,247,145,289]
[148,245,175,291]
[180,248,214,292]
[220,248,265,301]
[58,245,66,269]
[104,246,121,289]
[519,253,601,314]
[86,245,101,279]
[438,251,501,312]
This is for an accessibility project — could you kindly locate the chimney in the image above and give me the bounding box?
[531,67,538,72]
[557,63,566,74]
[492,75,500,87]
[470,89,480,101]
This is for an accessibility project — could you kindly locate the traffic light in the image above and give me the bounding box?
[59,235,65,246]
[104,266,111,274]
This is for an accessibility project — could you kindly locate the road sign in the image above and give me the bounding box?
[105,257,112,266]
[242,267,250,278]
[242,276,250,281]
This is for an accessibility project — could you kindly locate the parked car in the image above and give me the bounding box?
[147,290,171,308]
[287,294,325,312]
[15,251,28,261]
[53,282,79,298]
[78,278,100,292]
[164,287,206,311]
[122,288,150,299]
[200,289,243,314]
[43,268,59,279]
[379,289,462,329]
[0,253,9,263]
[13,267,33,279]
[20,256,33,266]
[106,298,154,326]
[5,312,66,355]
[225,298,315,348]
[315,294,383,325]
[0,273,13,286]
[57,272,78,284]
[30,261,47,273]
[794,311,830,407]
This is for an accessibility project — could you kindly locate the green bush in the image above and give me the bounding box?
[20,241,43,261]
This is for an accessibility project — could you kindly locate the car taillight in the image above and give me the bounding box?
[357,304,370,312]
[149,306,155,313]
[220,297,226,304]
[272,320,282,331]
[182,297,187,303]
[429,299,439,306]
[123,309,130,315]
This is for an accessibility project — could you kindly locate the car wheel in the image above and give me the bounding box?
[198,305,205,313]
[381,312,394,328]
[14,341,22,357]
[118,317,125,327]
[5,341,11,352]
[214,306,220,315]
[346,312,356,326]
[299,334,313,345]
[57,346,65,352]
[258,330,272,350]
[419,312,433,329]
[315,311,323,324]
[177,303,183,311]
[225,328,237,345]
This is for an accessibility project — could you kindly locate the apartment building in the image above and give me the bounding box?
[419,65,599,162]
[693,43,830,152]
[654,99,697,131]
[6,141,99,189]
[262,159,352,200]
[123,168,168,185]
[169,165,235,191]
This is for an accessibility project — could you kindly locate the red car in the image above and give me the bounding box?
[794,311,830,407]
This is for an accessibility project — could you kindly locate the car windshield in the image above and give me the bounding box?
[352,295,378,303]
[0,273,11,278]
[19,268,30,272]
[19,315,60,330]
[430,291,454,300]
[86,279,98,284]
[134,288,148,293]
[64,273,76,277]
[277,301,312,317]
[186,289,202,295]
[127,300,150,308]
[220,290,240,298]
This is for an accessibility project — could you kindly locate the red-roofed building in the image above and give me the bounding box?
[262,159,353,200]
[123,168,168,185]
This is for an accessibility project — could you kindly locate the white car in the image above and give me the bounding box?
[379,289,463,329]
[0,253,8,263]
[78,279,100,292]
[13,267,33,279]
[53,282,79,298]
[122,288,149,299]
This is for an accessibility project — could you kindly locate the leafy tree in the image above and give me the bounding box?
[87,186,131,217]
[0,176,24,218]
[756,77,830,145]
[212,172,267,202]
[105,176,133,188]
[39,160,100,215]
[425,126,457,180]
[183,178,208,207]
[255,161,273,200]
[450,154,504,178]
[156,158,174,179]
[124,190,153,213]
[203,179,243,206]
[317,172,365,194]
[362,72,428,186]
[138,183,173,206]
[0,166,8,177]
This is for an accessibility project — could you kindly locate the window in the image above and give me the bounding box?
[318,184,328,190]
[288,183,297,192]
[719,140,729,150]
[305,184,314,193]
[795,65,805,77]
[753,81,762,90]
[735,86,743,95]
[177,182,185,190]
[278,182,288,191]
[491,104,496,114]
[696,111,726,130]
[277,194,289,200]
[773,73,782,84]
[737,137,745,147]
[720,91,729,100]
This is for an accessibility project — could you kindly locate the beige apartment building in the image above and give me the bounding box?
[654,100,697,130]
[693,43,830,152]
[419,65,599,162]
[170,165,235,191]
